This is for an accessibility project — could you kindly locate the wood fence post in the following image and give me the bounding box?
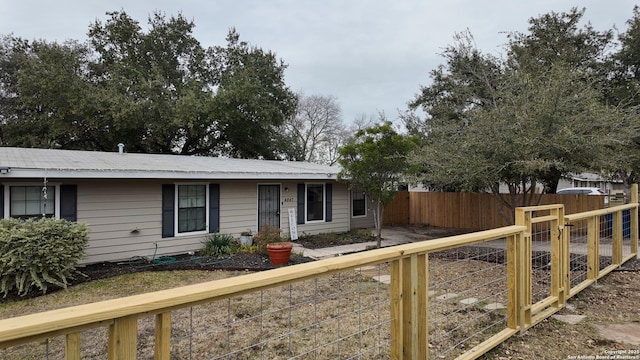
[108,315,138,360]
[550,206,567,307]
[65,332,81,360]
[561,206,570,304]
[155,312,171,360]
[612,210,623,265]
[390,254,428,359]
[514,208,531,330]
[390,259,402,359]
[506,233,521,330]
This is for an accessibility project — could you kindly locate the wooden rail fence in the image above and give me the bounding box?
[383,191,606,230]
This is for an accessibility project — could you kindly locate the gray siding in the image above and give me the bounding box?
[72,179,352,263]
[349,195,376,229]
[350,213,375,229]
[0,179,354,263]
[283,181,350,238]
[77,180,207,263]
[219,181,259,234]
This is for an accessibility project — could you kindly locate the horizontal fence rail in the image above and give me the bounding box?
[0,185,638,359]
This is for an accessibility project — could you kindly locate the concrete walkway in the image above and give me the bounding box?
[292,228,418,259]
[294,227,636,259]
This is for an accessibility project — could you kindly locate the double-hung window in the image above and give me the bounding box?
[162,183,219,238]
[351,188,366,217]
[177,184,207,234]
[306,183,325,222]
[296,182,332,225]
[6,185,58,219]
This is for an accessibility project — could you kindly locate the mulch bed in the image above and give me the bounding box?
[0,252,314,303]
[76,251,314,281]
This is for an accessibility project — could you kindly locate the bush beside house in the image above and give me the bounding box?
[0,218,89,297]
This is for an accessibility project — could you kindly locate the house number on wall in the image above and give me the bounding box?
[283,197,295,203]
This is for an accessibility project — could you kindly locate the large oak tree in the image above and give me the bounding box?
[406,9,639,223]
[0,11,297,158]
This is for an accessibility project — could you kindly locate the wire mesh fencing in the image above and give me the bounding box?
[567,218,589,288]
[168,267,392,359]
[1,265,392,360]
[428,242,508,359]
[599,214,613,270]
[623,209,633,259]
[530,222,552,304]
[0,327,111,360]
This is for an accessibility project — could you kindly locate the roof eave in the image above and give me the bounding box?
[0,169,338,181]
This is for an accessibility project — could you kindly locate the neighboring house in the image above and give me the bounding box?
[447,172,624,195]
[557,172,625,194]
[0,147,374,263]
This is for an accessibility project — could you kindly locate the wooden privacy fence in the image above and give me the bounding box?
[383,191,606,230]
[0,186,638,359]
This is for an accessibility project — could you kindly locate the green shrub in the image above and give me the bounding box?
[0,217,89,297]
[200,234,237,257]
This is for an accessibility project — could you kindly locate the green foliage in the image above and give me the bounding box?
[0,12,297,159]
[200,234,237,257]
[213,29,298,159]
[507,7,612,72]
[338,119,418,245]
[406,8,640,224]
[252,225,284,250]
[338,120,418,205]
[0,218,89,297]
[605,6,640,186]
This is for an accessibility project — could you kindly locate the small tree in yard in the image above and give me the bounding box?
[338,121,417,247]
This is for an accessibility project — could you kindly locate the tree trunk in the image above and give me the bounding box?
[372,200,383,248]
[541,167,562,194]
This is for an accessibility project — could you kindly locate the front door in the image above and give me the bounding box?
[258,185,280,229]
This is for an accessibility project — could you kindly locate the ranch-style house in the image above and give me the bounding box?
[0,147,374,263]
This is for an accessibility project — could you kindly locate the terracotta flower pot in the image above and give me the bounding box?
[266,242,293,265]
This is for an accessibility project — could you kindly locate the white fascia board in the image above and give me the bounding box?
[0,168,338,180]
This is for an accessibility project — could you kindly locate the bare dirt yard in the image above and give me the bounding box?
[485,259,640,360]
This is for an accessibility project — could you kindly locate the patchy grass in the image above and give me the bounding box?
[0,270,243,319]
[0,267,391,359]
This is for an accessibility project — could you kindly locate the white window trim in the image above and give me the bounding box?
[174,183,209,237]
[3,183,61,219]
[305,182,326,223]
[351,188,367,218]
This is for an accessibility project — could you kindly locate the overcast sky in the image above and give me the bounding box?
[0,1,637,124]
